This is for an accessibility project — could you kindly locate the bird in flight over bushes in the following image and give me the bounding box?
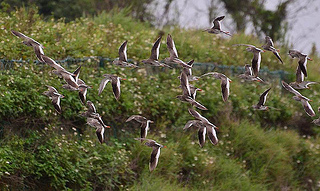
[11,30,45,63]
[135,138,166,172]
[203,16,231,36]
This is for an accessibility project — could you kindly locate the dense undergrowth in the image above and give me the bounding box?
[0,6,320,190]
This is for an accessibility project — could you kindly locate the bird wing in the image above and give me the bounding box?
[87,101,97,113]
[257,87,271,106]
[198,127,206,147]
[301,100,315,117]
[41,55,66,71]
[295,65,304,83]
[265,36,274,47]
[206,126,218,145]
[79,88,87,105]
[119,40,128,61]
[167,34,178,58]
[272,50,283,64]
[220,78,230,102]
[72,65,81,83]
[281,81,302,96]
[51,94,62,114]
[33,45,45,62]
[150,36,162,60]
[140,121,148,139]
[212,16,225,30]
[98,78,110,95]
[183,120,200,130]
[111,77,121,100]
[180,72,191,96]
[252,52,261,77]
[298,55,308,77]
[244,64,253,76]
[96,126,105,144]
[126,115,146,123]
[11,30,43,47]
[149,147,161,171]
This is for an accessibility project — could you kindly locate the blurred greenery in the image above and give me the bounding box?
[1,6,320,190]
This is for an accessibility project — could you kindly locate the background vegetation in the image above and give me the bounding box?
[0,5,320,190]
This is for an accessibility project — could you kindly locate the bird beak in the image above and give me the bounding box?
[106,126,111,128]
[307,57,313,61]
[277,49,280,53]
[163,146,167,148]
[215,126,219,130]
[61,95,65,98]
[122,78,127,80]
[198,89,203,91]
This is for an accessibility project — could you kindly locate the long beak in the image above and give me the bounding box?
[122,78,127,80]
[307,57,313,61]
[106,126,111,128]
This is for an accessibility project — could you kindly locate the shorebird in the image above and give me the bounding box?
[189,85,202,100]
[312,107,320,126]
[238,64,264,82]
[81,101,110,143]
[180,59,199,81]
[81,101,106,126]
[252,87,271,110]
[126,115,154,141]
[142,36,172,68]
[113,41,138,68]
[233,44,264,77]
[183,120,207,147]
[281,81,315,117]
[177,72,207,110]
[41,55,79,89]
[134,138,165,172]
[98,74,125,100]
[262,36,283,64]
[203,16,231,36]
[288,49,312,77]
[289,65,318,89]
[201,72,231,102]
[188,108,218,145]
[86,117,110,144]
[11,30,45,62]
[43,85,64,114]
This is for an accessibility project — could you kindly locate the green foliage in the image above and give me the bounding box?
[1,7,320,191]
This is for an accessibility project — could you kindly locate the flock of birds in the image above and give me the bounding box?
[10,15,320,172]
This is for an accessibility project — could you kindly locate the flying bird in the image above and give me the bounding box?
[201,72,231,102]
[11,30,45,62]
[281,81,315,117]
[183,120,207,147]
[126,115,154,141]
[113,41,138,68]
[188,108,218,145]
[288,49,312,77]
[203,16,231,36]
[252,88,271,110]
[289,65,318,89]
[238,64,264,82]
[43,85,64,114]
[135,138,165,172]
[98,74,125,100]
[262,36,283,64]
[177,72,207,110]
[142,36,172,68]
[233,44,264,77]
